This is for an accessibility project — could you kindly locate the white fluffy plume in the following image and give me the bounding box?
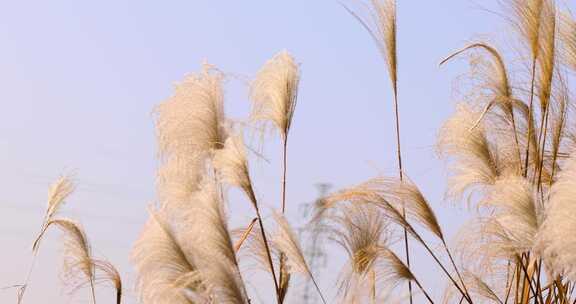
[250,51,299,139]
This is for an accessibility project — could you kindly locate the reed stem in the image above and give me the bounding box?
[523,57,538,178]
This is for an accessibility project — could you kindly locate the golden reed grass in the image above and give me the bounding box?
[13,0,576,303]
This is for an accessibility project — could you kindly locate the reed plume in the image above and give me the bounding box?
[155,63,228,207]
[453,176,540,274]
[213,134,281,301]
[272,213,327,304]
[462,272,503,304]
[234,221,278,275]
[250,51,299,143]
[18,175,75,304]
[437,104,508,205]
[214,135,258,208]
[40,219,96,304]
[155,63,227,159]
[251,51,301,296]
[536,155,576,281]
[440,43,522,168]
[342,1,411,299]
[33,175,75,251]
[93,260,122,304]
[509,0,545,178]
[559,12,576,71]
[318,178,472,302]
[178,177,250,304]
[131,209,200,304]
[325,204,432,303]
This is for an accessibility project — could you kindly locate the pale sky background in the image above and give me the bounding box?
[1,1,574,303]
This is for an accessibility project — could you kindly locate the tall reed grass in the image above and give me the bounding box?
[13,0,576,303]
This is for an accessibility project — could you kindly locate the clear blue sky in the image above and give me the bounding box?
[1,1,572,303]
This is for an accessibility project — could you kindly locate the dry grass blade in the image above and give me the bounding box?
[250,51,299,139]
[234,218,258,252]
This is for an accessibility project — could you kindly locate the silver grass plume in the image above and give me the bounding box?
[213,133,281,300]
[327,204,391,301]
[250,50,299,140]
[18,175,75,304]
[155,63,227,158]
[176,177,249,304]
[535,0,556,113]
[213,134,258,207]
[318,177,443,241]
[131,209,200,304]
[42,219,96,303]
[437,104,513,205]
[234,222,278,275]
[155,63,227,205]
[271,213,327,304]
[510,0,544,61]
[440,43,522,169]
[559,11,576,71]
[318,178,470,302]
[536,155,576,280]
[33,175,75,251]
[482,175,540,258]
[325,205,432,303]
[93,260,123,304]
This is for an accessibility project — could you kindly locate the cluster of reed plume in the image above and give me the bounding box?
[14,0,576,303]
